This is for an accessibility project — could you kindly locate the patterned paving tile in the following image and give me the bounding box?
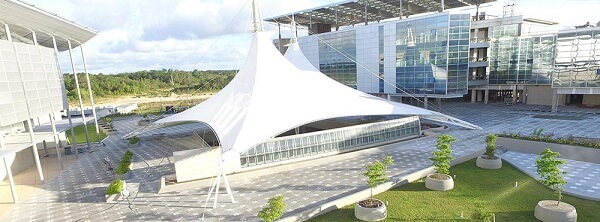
[2,102,600,221]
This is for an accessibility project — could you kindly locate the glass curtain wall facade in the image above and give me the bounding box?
[553,28,600,88]
[239,116,420,167]
[298,12,472,97]
[317,30,357,89]
[489,25,554,85]
[396,14,470,95]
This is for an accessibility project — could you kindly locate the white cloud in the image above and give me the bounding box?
[26,0,600,74]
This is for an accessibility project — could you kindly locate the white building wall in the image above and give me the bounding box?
[0,40,67,128]
[356,25,379,93]
[384,23,397,94]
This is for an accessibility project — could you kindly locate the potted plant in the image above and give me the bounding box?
[138,113,152,126]
[534,148,577,222]
[128,136,140,148]
[476,134,502,169]
[115,151,134,180]
[355,156,393,221]
[426,134,457,191]
[257,195,285,222]
[105,179,126,203]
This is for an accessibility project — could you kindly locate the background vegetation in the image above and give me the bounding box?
[63,69,236,102]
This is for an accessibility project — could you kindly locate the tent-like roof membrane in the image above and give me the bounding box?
[127,31,480,156]
[0,0,97,51]
[264,0,497,28]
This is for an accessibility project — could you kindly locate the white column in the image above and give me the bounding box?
[51,36,78,159]
[399,0,403,19]
[4,23,44,182]
[471,89,476,103]
[78,44,101,143]
[512,85,517,104]
[484,89,489,104]
[423,96,428,109]
[552,89,558,112]
[33,31,63,169]
[66,39,91,150]
[3,157,18,203]
[441,0,445,11]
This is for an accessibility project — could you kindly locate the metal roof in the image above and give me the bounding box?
[0,0,97,51]
[265,0,496,27]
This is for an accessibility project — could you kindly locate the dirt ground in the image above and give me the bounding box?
[93,93,214,107]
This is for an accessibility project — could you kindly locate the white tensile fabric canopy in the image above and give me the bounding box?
[128,31,480,156]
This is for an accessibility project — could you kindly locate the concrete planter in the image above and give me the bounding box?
[107,130,118,135]
[105,181,127,203]
[425,173,454,191]
[497,137,600,164]
[114,163,133,180]
[128,141,140,148]
[138,120,151,126]
[105,193,123,203]
[534,200,577,222]
[354,199,387,221]
[476,155,502,169]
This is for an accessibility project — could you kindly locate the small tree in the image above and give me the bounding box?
[258,195,286,222]
[484,134,498,159]
[535,148,567,206]
[430,134,457,175]
[363,156,394,206]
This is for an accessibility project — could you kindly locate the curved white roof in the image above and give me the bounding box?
[128,31,479,156]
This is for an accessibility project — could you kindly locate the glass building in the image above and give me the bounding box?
[553,27,600,88]
[239,116,420,167]
[299,12,471,97]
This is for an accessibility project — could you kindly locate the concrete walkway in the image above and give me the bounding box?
[1,102,599,221]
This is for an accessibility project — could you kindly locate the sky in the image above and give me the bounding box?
[25,0,600,74]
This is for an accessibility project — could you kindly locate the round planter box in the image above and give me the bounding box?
[534,200,577,222]
[355,199,387,222]
[425,173,454,191]
[476,155,502,169]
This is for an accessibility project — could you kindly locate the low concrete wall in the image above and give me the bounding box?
[497,137,600,164]
[0,148,35,182]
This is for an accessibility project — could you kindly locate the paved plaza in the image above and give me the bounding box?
[1,102,600,221]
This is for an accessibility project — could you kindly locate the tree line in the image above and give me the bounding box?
[62,69,237,102]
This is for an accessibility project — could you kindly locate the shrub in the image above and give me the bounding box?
[536,148,568,205]
[105,179,124,195]
[497,132,600,149]
[129,137,139,144]
[430,134,457,175]
[116,151,134,175]
[257,195,286,222]
[363,156,394,205]
[484,134,498,159]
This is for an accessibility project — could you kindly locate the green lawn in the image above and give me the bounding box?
[310,159,600,222]
[65,123,107,144]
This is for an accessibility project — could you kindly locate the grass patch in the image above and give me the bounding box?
[66,123,107,144]
[310,159,600,222]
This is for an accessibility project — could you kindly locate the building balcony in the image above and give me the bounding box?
[469,57,489,67]
[469,38,490,48]
[468,76,489,87]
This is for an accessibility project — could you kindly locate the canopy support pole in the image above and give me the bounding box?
[204,160,235,209]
